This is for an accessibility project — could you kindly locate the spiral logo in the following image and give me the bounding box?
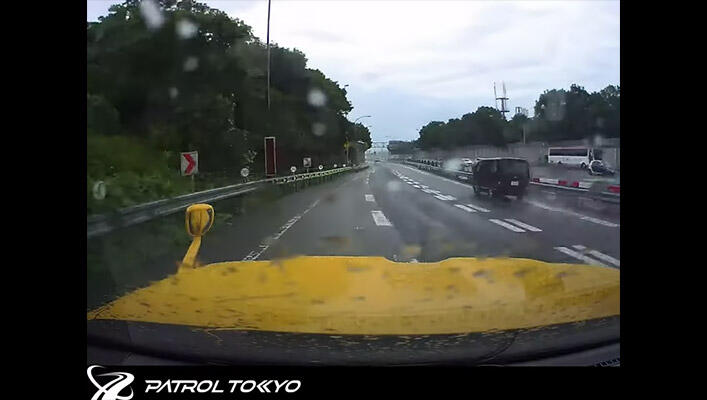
[87,365,135,400]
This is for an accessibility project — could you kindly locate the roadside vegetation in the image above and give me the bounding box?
[396,84,619,153]
[88,0,371,214]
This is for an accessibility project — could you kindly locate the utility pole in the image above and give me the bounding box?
[266,0,271,111]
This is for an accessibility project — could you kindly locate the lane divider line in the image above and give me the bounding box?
[242,199,320,261]
[365,194,375,202]
[434,194,457,201]
[572,245,620,268]
[504,218,542,232]
[422,189,441,194]
[489,218,526,232]
[554,246,609,268]
[466,203,490,212]
[454,204,477,213]
[371,210,393,226]
[525,199,619,228]
[579,215,619,227]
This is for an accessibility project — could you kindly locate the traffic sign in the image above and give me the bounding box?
[240,167,249,177]
[303,157,312,168]
[264,137,276,177]
[180,151,198,176]
[318,165,323,170]
[290,166,297,173]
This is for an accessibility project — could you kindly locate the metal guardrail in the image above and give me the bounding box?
[87,166,366,238]
[400,160,620,201]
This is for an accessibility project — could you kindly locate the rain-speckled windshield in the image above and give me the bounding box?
[87,0,620,366]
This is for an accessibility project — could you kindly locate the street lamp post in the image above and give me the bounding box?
[353,115,371,124]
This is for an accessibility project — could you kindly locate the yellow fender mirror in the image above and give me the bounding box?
[185,203,214,237]
[179,204,214,272]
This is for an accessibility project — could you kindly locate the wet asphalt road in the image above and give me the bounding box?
[197,161,620,268]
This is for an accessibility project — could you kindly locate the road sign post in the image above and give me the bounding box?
[264,137,276,177]
[181,151,199,192]
[303,157,311,174]
[290,166,297,191]
[181,151,198,176]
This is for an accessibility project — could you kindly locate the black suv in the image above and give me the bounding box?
[471,158,530,199]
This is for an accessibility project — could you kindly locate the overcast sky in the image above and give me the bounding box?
[87,0,620,142]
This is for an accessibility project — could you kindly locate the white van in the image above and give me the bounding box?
[547,147,602,169]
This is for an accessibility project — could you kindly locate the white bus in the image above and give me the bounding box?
[547,147,603,168]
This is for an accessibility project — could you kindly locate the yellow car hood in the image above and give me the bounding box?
[87,256,619,335]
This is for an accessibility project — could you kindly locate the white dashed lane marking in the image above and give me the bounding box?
[571,245,620,268]
[454,204,476,213]
[371,210,393,226]
[488,219,526,232]
[365,194,375,202]
[554,246,613,268]
[504,218,542,232]
[465,203,490,212]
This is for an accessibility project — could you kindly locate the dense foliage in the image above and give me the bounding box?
[413,84,619,151]
[87,0,370,212]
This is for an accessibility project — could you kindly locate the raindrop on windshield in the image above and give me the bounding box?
[139,0,164,30]
[307,89,327,107]
[386,180,402,192]
[312,122,326,136]
[176,19,198,39]
[183,57,199,72]
[444,158,462,172]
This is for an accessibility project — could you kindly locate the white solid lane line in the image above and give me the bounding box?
[466,203,490,212]
[371,210,393,226]
[242,199,320,261]
[554,246,609,268]
[365,194,375,202]
[572,245,620,267]
[525,200,619,228]
[489,219,526,232]
[454,204,477,213]
[504,218,542,232]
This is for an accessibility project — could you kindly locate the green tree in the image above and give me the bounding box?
[87,0,370,211]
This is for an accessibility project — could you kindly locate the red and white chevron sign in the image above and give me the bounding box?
[180,151,198,176]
